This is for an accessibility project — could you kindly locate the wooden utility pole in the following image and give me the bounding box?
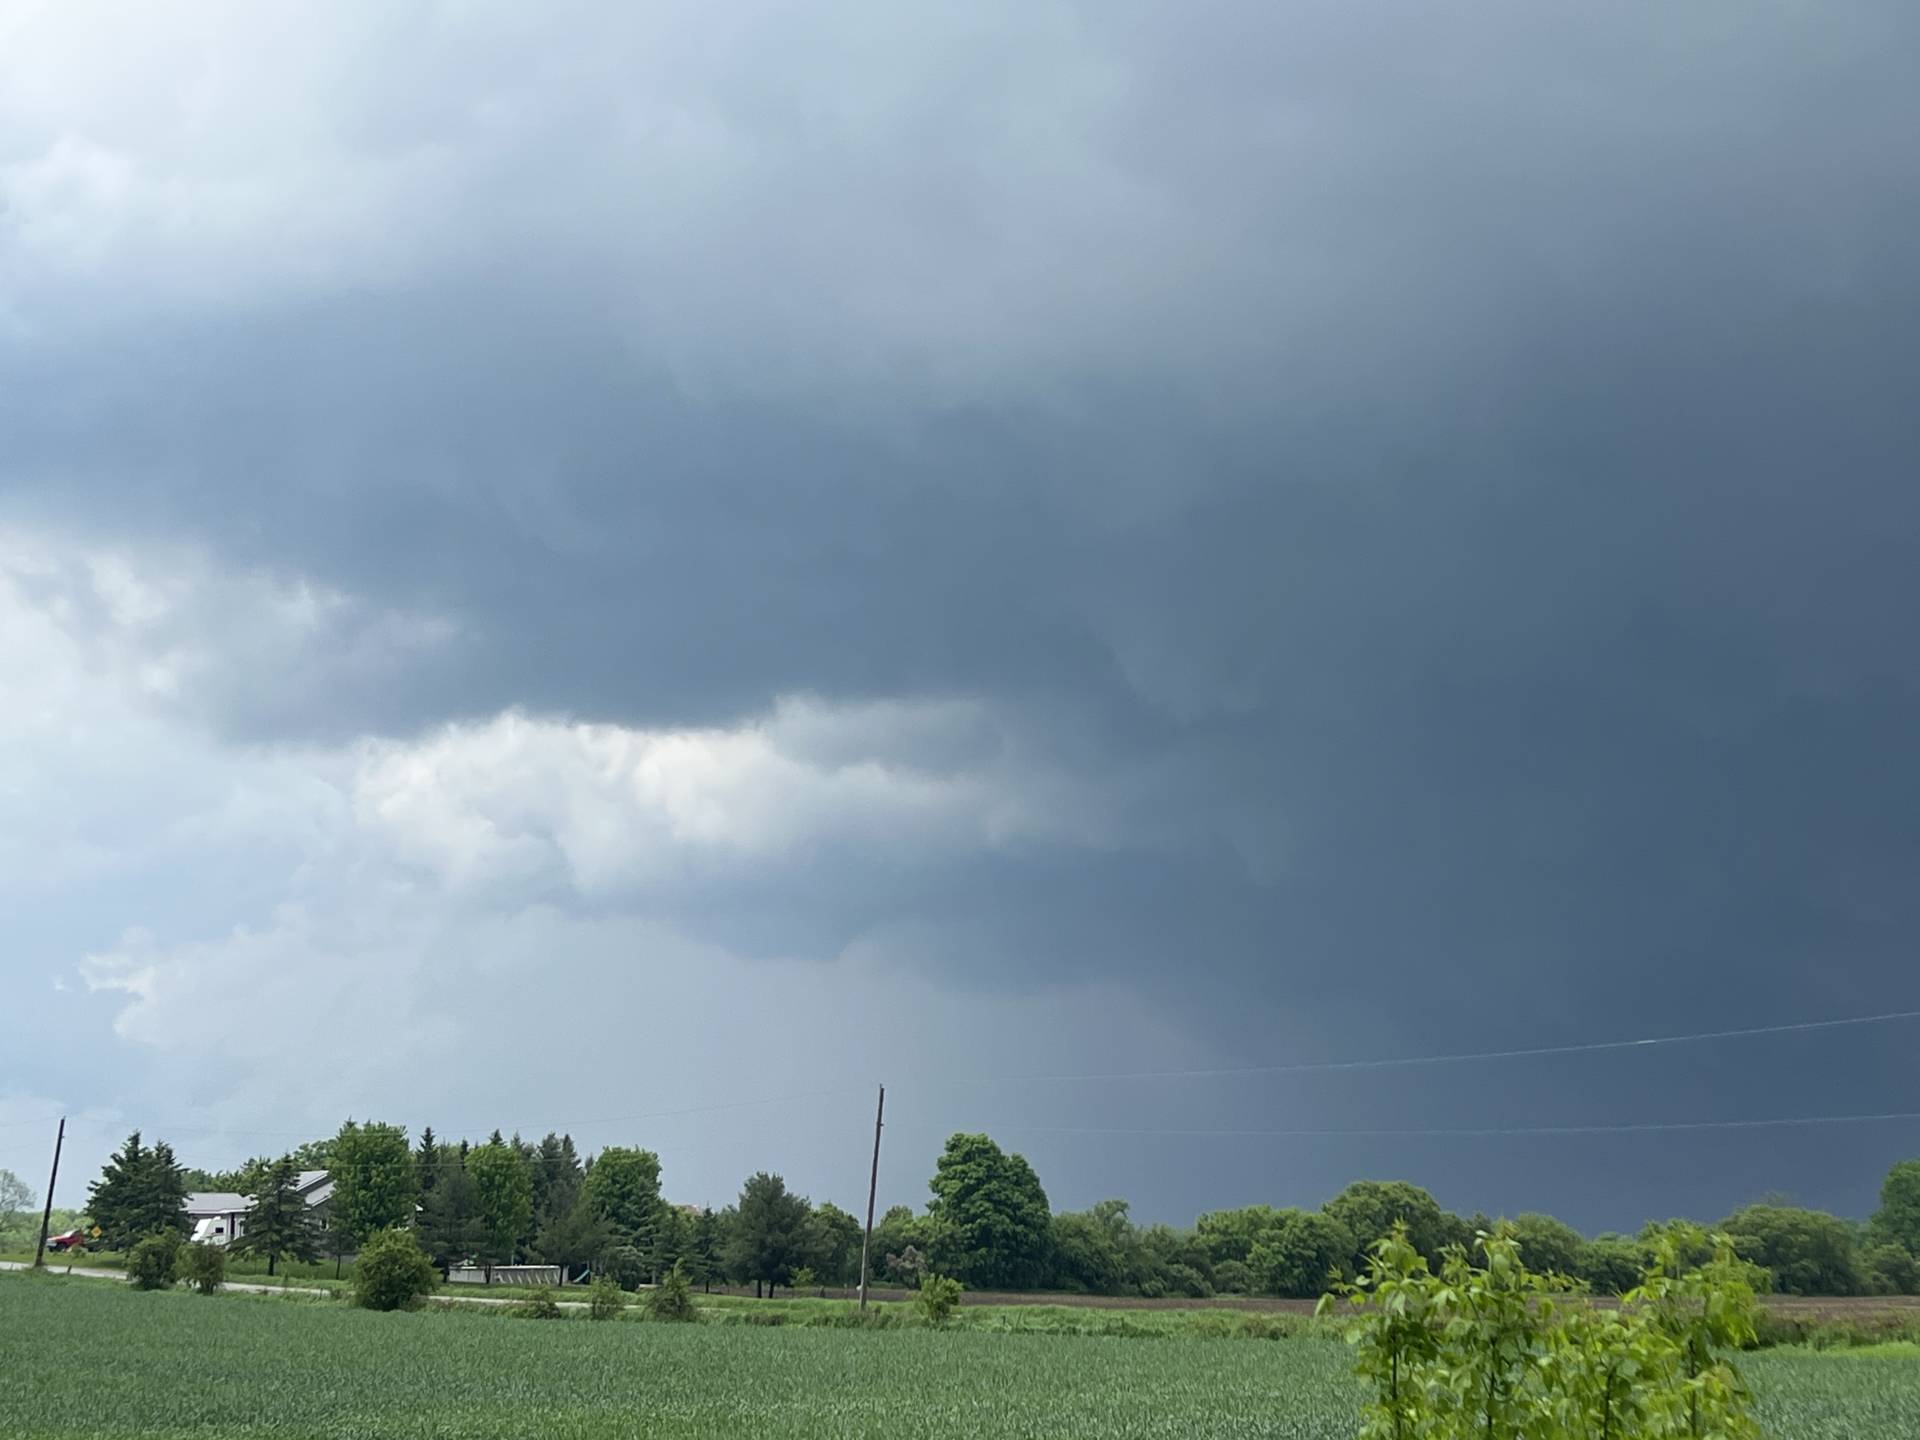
[33,1116,65,1269]
[857,1084,885,1310]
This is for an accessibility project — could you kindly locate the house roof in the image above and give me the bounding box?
[184,1192,249,1214]
[183,1169,332,1216]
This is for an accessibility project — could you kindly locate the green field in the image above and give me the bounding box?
[3,1274,1915,1439]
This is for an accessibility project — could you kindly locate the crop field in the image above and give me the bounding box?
[3,1274,1916,1439]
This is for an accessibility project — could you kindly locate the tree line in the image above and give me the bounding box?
[74,1124,1920,1299]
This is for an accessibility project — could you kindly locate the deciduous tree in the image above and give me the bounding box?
[925,1133,1051,1290]
[724,1172,813,1296]
[1871,1158,1920,1256]
[329,1121,417,1249]
[468,1140,533,1281]
[581,1146,664,1255]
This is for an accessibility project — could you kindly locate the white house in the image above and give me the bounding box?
[184,1170,333,1246]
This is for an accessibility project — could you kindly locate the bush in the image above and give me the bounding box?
[513,1286,563,1320]
[916,1271,963,1326]
[1322,1223,1762,1439]
[350,1228,438,1312]
[174,1242,226,1295]
[789,1265,817,1296]
[885,1244,927,1286]
[588,1274,626,1320]
[645,1260,698,1322]
[128,1233,180,1291]
[600,1244,646,1291]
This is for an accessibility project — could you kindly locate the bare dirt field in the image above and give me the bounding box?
[719,1285,1920,1318]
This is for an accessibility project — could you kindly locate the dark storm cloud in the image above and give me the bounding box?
[5,0,1920,1225]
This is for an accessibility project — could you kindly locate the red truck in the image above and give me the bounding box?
[44,1230,86,1253]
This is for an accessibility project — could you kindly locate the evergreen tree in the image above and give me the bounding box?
[532,1194,614,1276]
[232,1155,319,1277]
[419,1150,482,1275]
[89,1132,189,1250]
[723,1172,814,1296]
[415,1127,438,1195]
[688,1207,723,1292]
[533,1132,584,1226]
[647,1203,691,1282]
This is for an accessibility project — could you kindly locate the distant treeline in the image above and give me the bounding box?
[78,1125,1920,1299]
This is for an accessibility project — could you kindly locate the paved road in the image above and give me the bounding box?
[0,1259,591,1311]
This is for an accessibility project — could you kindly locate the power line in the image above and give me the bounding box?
[978,1109,1920,1140]
[946,1007,1920,1087]
[9,1005,1919,1144]
[13,1085,872,1140]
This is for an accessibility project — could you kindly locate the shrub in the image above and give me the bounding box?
[174,1241,226,1295]
[350,1227,438,1312]
[600,1244,646,1291]
[645,1260,698,1322]
[588,1274,626,1320]
[885,1244,927,1286]
[916,1271,963,1326]
[513,1286,563,1319]
[789,1265,817,1296]
[1322,1222,1762,1439]
[128,1233,180,1291]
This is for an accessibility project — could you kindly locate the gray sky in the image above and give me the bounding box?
[3,1,1918,1233]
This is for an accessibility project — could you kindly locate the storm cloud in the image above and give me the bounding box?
[3,0,1918,1232]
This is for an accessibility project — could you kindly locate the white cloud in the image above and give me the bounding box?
[350,696,1114,897]
[0,525,1225,1204]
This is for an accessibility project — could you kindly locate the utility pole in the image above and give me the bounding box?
[857,1084,885,1310]
[33,1116,65,1269]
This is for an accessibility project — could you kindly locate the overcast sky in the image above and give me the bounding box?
[4,1,1918,1234]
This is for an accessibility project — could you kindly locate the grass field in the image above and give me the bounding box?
[4,1273,1917,1439]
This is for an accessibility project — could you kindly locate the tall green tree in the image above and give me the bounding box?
[807,1201,864,1287]
[533,1132,584,1226]
[926,1133,1052,1290]
[231,1156,319,1277]
[533,1194,614,1276]
[686,1207,724,1292]
[419,1151,482,1275]
[1720,1202,1862,1296]
[415,1127,439,1195]
[89,1132,189,1249]
[1322,1179,1451,1270]
[1871,1158,1920,1255]
[468,1140,533,1282]
[581,1146,664,1253]
[328,1121,418,1249]
[1507,1212,1588,1279]
[647,1203,692,1282]
[0,1168,32,1232]
[724,1172,814,1296]
[1248,1209,1354,1298]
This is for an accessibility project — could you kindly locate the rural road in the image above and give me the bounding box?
[0,1260,591,1311]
